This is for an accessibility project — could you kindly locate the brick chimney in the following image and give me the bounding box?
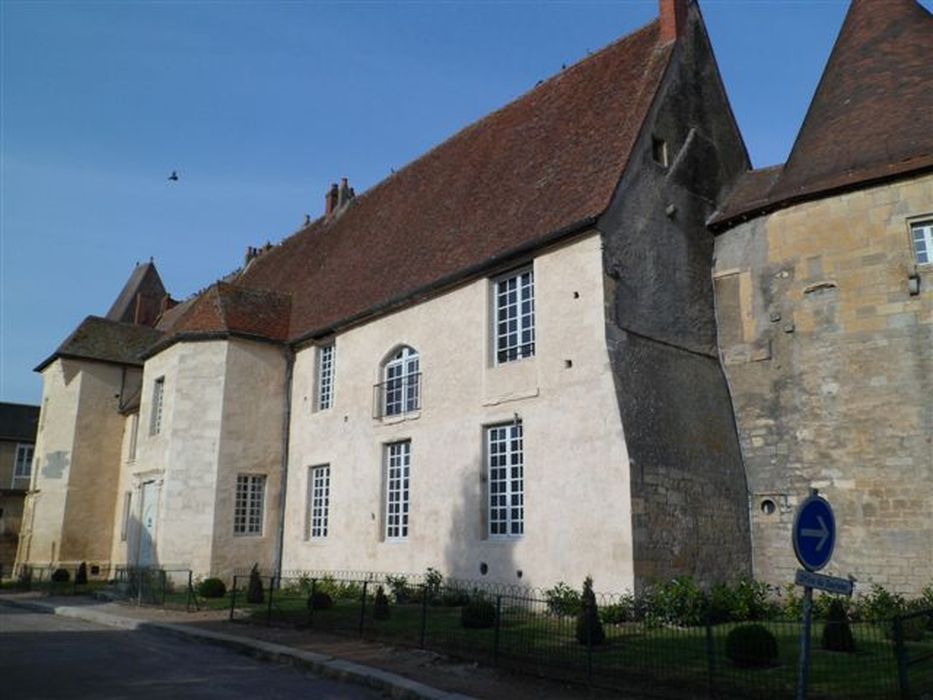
[659,0,688,44]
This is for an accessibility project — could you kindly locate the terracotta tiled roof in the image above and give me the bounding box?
[711,0,933,229]
[35,316,165,371]
[237,20,673,342]
[167,282,292,343]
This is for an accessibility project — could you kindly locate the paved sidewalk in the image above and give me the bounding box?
[0,593,635,700]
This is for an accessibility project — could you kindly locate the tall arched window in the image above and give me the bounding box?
[382,346,420,417]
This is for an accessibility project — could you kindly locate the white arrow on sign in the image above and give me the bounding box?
[801,516,830,551]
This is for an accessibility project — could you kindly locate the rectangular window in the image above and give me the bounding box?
[128,413,139,461]
[494,268,535,364]
[150,377,165,435]
[13,444,34,481]
[316,344,335,410]
[234,474,266,536]
[487,421,524,537]
[120,491,132,542]
[911,219,933,265]
[308,465,331,539]
[384,441,411,540]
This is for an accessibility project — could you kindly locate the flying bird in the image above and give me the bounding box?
[168,171,179,182]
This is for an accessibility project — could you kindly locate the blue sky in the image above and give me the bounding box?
[0,0,915,404]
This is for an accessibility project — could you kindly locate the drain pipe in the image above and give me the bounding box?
[272,347,295,579]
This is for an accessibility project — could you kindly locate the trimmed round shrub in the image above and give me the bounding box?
[308,591,334,610]
[461,598,496,629]
[725,624,779,668]
[75,562,88,586]
[373,586,391,621]
[51,568,70,583]
[197,577,227,599]
[822,599,855,652]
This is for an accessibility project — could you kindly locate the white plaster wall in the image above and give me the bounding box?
[16,360,78,567]
[18,359,126,569]
[108,410,141,568]
[210,339,286,577]
[135,342,226,574]
[61,361,126,563]
[281,233,634,592]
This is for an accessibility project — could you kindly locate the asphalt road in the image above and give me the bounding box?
[0,606,386,699]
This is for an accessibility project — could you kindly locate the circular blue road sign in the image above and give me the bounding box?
[793,494,836,571]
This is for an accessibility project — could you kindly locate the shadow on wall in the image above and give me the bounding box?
[442,465,522,589]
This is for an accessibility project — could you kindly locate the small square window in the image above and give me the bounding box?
[910,219,933,265]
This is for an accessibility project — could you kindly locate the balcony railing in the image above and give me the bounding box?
[373,372,422,419]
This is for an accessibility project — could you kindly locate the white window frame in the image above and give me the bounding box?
[307,465,330,539]
[910,219,933,266]
[383,346,420,417]
[234,474,266,536]
[493,267,535,365]
[150,377,165,436]
[316,344,335,411]
[384,441,411,540]
[13,443,34,485]
[487,421,524,538]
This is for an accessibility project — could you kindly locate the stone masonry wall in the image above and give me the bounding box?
[713,174,933,595]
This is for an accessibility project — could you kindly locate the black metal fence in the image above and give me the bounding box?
[10,563,113,596]
[110,567,200,611]
[226,573,933,700]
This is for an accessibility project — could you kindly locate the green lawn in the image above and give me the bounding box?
[229,589,932,699]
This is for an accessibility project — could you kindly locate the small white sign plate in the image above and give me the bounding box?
[794,569,854,596]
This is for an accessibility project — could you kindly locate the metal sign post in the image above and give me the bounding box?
[792,489,838,700]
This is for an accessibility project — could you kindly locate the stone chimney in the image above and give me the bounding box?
[659,0,688,44]
[325,182,340,218]
[326,178,356,220]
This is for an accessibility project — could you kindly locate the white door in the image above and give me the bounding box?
[136,481,160,567]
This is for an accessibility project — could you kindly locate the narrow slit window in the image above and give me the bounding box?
[652,136,669,167]
[150,377,165,435]
[317,344,335,411]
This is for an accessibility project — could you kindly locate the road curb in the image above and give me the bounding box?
[0,597,475,700]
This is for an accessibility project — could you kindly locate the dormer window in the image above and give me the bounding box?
[652,135,669,167]
[375,346,420,418]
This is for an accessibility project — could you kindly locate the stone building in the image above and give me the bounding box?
[0,402,39,574]
[711,0,932,592]
[15,0,933,595]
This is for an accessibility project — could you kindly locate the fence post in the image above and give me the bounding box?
[420,584,428,648]
[161,570,167,606]
[359,581,369,637]
[137,569,143,607]
[266,576,275,626]
[308,578,316,628]
[705,616,716,698]
[229,576,238,621]
[494,595,502,665]
[893,615,910,700]
[186,571,193,612]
